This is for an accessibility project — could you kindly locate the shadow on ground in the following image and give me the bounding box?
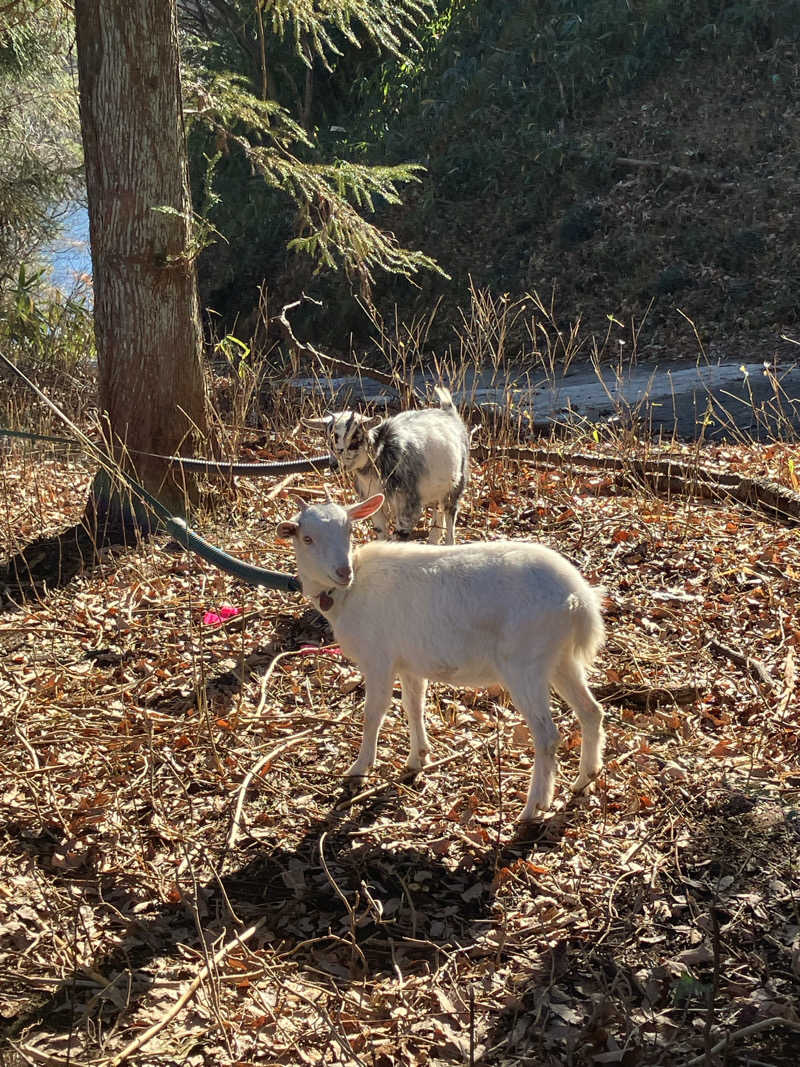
[1,785,560,1051]
[4,767,800,1064]
[0,515,141,610]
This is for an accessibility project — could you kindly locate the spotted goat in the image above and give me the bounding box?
[303,387,470,543]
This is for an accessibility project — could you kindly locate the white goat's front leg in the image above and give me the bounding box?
[443,483,463,544]
[344,670,394,780]
[355,470,391,539]
[506,672,561,822]
[399,672,430,771]
[553,659,605,794]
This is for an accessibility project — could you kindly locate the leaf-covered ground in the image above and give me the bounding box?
[1,432,799,1066]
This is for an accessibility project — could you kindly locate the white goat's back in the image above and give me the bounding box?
[331,540,603,688]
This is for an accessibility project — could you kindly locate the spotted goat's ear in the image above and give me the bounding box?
[301,415,333,431]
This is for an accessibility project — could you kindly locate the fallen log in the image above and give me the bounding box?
[473,444,800,525]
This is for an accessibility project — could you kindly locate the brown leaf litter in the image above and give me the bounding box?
[1,433,799,1065]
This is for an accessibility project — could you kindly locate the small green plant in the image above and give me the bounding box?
[1,264,93,370]
[672,971,711,1007]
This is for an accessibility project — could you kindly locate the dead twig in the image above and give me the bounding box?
[267,471,300,500]
[593,682,702,708]
[318,831,369,977]
[254,646,333,719]
[333,752,462,811]
[227,729,315,849]
[709,638,777,692]
[6,1040,78,1067]
[276,296,402,393]
[684,1016,800,1066]
[105,919,264,1067]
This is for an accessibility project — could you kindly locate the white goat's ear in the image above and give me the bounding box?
[290,494,309,512]
[276,520,298,539]
[347,494,385,522]
[302,416,332,430]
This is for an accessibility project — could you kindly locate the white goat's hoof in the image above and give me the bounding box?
[404,752,430,774]
[517,811,550,835]
[519,800,551,824]
[344,762,372,782]
[570,770,599,795]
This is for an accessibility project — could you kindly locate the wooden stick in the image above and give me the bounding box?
[227,730,314,849]
[684,1016,800,1066]
[266,471,300,500]
[254,646,339,720]
[275,297,400,392]
[106,919,264,1066]
[709,638,777,691]
[471,444,800,525]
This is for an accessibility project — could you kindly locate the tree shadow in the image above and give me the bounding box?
[0,510,144,609]
[1,780,568,1056]
[477,781,800,1065]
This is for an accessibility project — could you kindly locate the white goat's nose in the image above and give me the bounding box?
[336,565,352,581]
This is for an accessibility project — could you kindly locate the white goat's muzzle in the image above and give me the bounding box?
[331,563,352,586]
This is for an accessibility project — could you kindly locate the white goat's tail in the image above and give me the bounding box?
[568,586,606,666]
[434,385,455,411]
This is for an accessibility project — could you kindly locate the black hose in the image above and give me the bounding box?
[0,358,309,592]
[0,431,332,476]
[139,452,333,476]
[0,428,75,445]
[165,518,301,592]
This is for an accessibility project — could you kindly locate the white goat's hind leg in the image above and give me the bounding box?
[553,659,605,794]
[399,672,430,771]
[443,485,462,544]
[427,506,445,544]
[506,672,561,821]
[344,671,394,780]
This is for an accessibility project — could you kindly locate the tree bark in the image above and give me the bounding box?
[75,0,208,520]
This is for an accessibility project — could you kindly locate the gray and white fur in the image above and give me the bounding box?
[304,387,470,543]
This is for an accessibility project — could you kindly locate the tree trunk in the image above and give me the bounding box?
[75,0,208,522]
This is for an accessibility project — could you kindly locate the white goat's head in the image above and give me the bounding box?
[277,494,384,591]
[303,412,382,472]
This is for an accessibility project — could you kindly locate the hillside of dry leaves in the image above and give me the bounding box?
[1,426,799,1066]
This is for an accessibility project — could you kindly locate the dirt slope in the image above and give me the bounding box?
[381,40,800,362]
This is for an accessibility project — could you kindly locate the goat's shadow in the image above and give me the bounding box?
[3,777,570,1052]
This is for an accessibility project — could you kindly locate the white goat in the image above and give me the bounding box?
[303,387,469,544]
[277,494,606,822]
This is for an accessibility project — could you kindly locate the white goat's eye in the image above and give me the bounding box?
[302,535,313,544]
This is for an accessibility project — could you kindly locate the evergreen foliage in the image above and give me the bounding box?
[180,0,443,315]
[360,0,800,198]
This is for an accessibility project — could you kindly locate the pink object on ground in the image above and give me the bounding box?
[202,605,241,626]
